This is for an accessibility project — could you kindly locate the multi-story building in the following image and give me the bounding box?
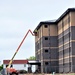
[34,20,58,73]
[57,8,75,73]
[34,8,75,73]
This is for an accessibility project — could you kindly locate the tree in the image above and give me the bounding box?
[27,56,36,60]
[0,64,3,71]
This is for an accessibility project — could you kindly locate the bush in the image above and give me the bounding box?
[0,64,3,71]
[19,70,27,74]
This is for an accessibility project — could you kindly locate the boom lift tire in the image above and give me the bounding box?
[10,72,18,75]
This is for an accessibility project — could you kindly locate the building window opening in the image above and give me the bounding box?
[6,65,8,68]
[45,49,48,52]
[45,37,48,40]
[10,64,13,67]
[45,62,48,65]
[6,64,13,68]
[44,25,48,28]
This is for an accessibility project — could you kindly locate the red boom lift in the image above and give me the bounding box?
[6,29,37,75]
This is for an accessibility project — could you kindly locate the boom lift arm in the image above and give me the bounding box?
[7,29,36,68]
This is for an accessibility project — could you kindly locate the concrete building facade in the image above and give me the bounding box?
[34,8,75,73]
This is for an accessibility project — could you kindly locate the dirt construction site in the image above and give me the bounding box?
[12,73,75,75]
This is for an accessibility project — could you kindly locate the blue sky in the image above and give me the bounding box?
[0,0,74,64]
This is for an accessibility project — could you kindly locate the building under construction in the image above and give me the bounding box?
[34,8,75,73]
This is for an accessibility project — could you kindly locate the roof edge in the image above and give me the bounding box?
[56,8,75,22]
[33,8,75,32]
[33,21,57,33]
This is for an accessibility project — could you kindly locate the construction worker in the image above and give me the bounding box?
[1,68,7,75]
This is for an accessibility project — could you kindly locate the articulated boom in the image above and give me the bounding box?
[7,29,35,68]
